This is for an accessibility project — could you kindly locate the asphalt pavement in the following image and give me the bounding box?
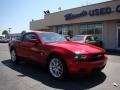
[0,43,120,90]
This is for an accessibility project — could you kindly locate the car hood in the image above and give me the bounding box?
[47,41,105,54]
[73,41,98,45]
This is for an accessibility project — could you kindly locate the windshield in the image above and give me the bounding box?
[39,33,67,43]
[71,36,85,41]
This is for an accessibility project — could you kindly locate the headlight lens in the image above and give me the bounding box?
[74,54,87,60]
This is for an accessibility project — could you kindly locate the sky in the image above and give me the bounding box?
[0,0,110,34]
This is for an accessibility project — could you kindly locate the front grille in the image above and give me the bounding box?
[88,53,104,62]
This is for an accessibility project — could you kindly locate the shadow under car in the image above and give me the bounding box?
[2,59,107,90]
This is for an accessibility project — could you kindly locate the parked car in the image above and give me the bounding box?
[71,35,103,47]
[9,31,107,79]
[0,36,9,43]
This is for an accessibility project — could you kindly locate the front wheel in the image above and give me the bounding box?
[48,56,67,79]
[11,49,19,64]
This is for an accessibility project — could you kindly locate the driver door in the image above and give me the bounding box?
[17,33,34,59]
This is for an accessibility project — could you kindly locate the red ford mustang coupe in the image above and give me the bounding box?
[10,31,107,79]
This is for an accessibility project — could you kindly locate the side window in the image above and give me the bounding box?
[22,33,38,42]
[86,36,95,41]
[86,36,91,41]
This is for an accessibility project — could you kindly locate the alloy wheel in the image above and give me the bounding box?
[49,58,64,78]
[11,50,16,62]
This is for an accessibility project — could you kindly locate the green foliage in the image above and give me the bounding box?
[2,30,9,38]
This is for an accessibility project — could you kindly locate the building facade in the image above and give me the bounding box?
[30,0,120,50]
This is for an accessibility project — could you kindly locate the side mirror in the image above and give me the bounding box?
[29,39,39,44]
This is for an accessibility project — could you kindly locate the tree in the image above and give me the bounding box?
[2,30,9,38]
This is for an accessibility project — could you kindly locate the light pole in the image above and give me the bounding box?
[8,28,12,33]
[8,28,12,39]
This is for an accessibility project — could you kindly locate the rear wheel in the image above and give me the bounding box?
[11,49,19,64]
[48,56,67,79]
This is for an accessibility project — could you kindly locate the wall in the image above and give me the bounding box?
[103,20,117,49]
[30,19,48,30]
[30,0,120,30]
[44,0,120,27]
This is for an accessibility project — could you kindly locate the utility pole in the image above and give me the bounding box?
[8,28,12,39]
[8,28,12,33]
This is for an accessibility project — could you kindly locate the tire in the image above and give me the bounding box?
[11,49,19,64]
[48,56,67,79]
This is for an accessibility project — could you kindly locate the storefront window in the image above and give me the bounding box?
[80,23,103,40]
[80,25,87,34]
[57,25,73,37]
[95,28,102,34]
[95,24,102,34]
[57,27,62,34]
[87,24,95,35]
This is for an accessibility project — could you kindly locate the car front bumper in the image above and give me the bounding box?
[66,55,108,75]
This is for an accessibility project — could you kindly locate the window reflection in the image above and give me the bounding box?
[80,23,103,40]
[57,25,73,37]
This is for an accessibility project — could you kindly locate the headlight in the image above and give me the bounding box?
[74,54,87,60]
